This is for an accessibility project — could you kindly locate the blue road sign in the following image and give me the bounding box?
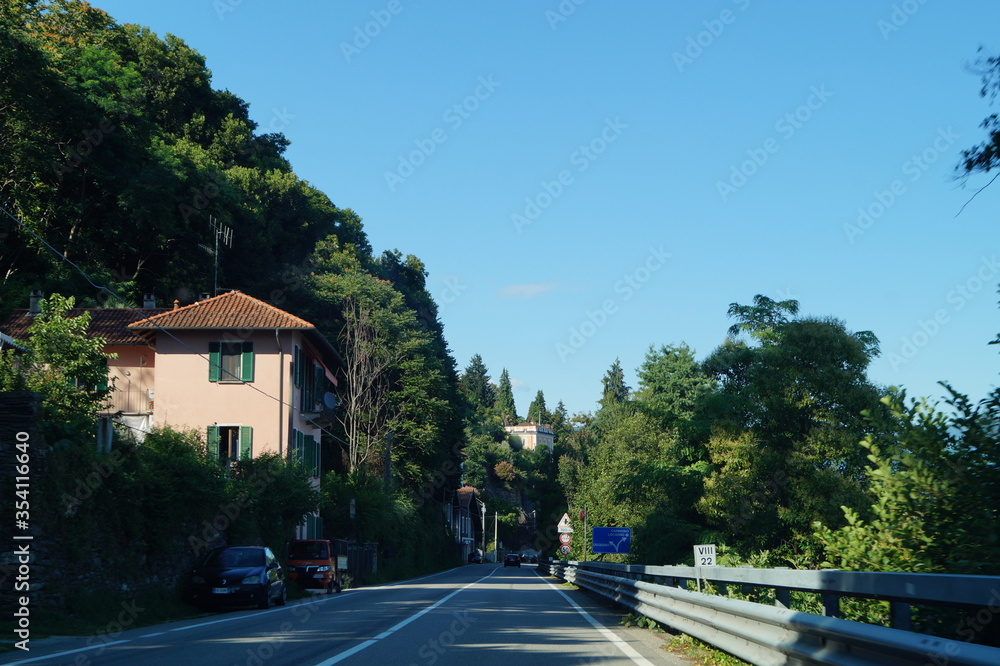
[592,527,631,554]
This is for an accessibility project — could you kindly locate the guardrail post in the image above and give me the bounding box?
[890,601,911,631]
[775,587,791,609]
[822,592,841,618]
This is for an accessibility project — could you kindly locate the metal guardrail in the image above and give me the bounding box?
[542,560,1000,666]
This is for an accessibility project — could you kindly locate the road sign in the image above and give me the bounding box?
[557,513,574,534]
[559,545,571,555]
[591,527,631,554]
[694,543,716,567]
[559,533,572,545]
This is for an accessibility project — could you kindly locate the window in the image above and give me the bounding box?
[206,425,253,462]
[291,428,319,477]
[209,341,254,383]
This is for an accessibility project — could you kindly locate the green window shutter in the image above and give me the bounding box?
[295,429,305,461]
[208,342,221,382]
[239,426,253,458]
[293,346,302,388]
[241,342,254,382]
[305,434,317,477]
[206,426,220,458]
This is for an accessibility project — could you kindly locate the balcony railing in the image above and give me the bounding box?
[100,388,153,415]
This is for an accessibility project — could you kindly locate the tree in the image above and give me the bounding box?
[634,343,712,431]
[698,296,886,553]
[0,294,113,434]
[600,358,630,408]
[495,368,518,426]
[810,387,1000,574]
[459,354,494,415]
[526,389,548,424]
[958,49,1000,179]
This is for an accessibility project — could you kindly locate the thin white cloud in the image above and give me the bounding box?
[498,282,558,299]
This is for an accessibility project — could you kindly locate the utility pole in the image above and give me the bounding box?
[494,511,498,562]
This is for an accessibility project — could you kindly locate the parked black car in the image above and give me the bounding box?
[185,546,287,610]
[503,553,521,568]
[468,552,483,564]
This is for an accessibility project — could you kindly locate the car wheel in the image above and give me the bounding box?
[258,586,272,610]
[275,584,286,607]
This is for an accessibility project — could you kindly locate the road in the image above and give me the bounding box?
[1,564,691,665]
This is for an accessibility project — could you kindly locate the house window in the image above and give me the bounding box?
[209,341,254,383]
[291,428,319,477]
[207,425,253,462]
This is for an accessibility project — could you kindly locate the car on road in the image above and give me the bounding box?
[503,553,521,568]
[287,539,343,594]
[468,552,483,564]
[185,546,287,610]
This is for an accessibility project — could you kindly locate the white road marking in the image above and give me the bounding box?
[312,569,498,665]
[534,570,656,666]
[2,641,130,665]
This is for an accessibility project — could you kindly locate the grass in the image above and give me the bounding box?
[666,634,751,666]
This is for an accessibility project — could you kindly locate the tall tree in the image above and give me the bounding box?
[634,343,712,431]
[526,389,548,424]
[600,358,630,408]
[495,368,518,426]
[459,354,494,416]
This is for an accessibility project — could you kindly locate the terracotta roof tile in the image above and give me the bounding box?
[129,291,315,331]
[0,308,169,345]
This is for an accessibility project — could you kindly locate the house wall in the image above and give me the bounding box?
[152,329,331,468]
[153,330,291,457]
[105,343,155,415]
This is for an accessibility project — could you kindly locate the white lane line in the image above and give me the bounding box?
[140,632,165,638]
[2,641,130,665]
[313,569,498,666]
[534,570,655,666]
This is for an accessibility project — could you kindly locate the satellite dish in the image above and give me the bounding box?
[323,392,337,410]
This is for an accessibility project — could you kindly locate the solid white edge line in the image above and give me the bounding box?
[1,640,130,665]
[312,568,498,666]
[534,569,656,666]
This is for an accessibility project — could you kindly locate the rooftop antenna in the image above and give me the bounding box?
[209,216,233,297]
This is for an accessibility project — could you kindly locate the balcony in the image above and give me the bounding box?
[100,388,154,415]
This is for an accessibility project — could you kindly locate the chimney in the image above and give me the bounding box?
[173,299,180,310]
[199,292,211,302]
[142,293,156,308]
[28,289,44,316]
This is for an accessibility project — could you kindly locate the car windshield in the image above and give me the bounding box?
[205,548,265,568]
[289,542,328,559]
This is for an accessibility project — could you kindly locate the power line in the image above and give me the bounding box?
[0,203,340,448]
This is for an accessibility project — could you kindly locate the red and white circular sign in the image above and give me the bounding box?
[559,533,572,545]
[559,545,571,555]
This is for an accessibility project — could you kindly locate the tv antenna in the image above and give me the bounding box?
[209,216,233,297]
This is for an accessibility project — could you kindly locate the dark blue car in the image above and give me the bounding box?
[185,546,287,610]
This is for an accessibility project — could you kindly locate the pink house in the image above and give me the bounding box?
[2,290,344,538]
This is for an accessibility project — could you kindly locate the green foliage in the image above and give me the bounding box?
[809,387,1000,574]
[0,294,113,434]
[526,389,548,424]
[495,368,519,425]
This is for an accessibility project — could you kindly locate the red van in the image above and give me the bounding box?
[287,539,344,594]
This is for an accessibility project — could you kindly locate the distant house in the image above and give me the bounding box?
[0,291,169,436]
[448,486,478,562]
[504,421,554,452]
[2,290,344,539]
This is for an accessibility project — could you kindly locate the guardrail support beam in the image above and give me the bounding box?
[890,601,911,631]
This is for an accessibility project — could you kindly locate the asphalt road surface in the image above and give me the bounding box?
[1,564,692,665]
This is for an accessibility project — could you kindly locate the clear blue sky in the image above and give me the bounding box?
[92,0,1000,417]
